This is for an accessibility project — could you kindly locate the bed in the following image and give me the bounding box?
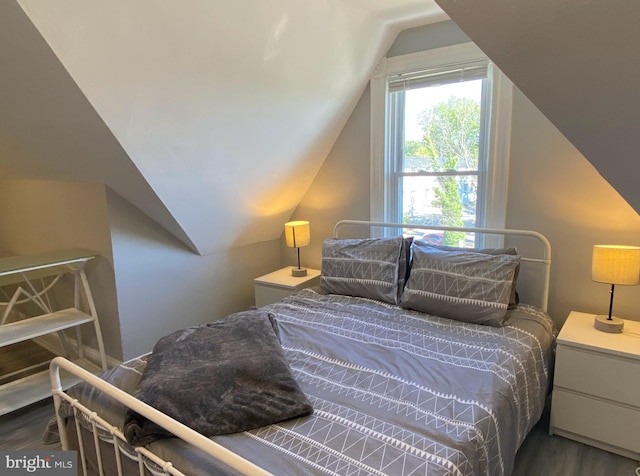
[48,220,557,476]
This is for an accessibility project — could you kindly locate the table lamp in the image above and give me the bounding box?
[591,244,640,333]
[284,221,310,277]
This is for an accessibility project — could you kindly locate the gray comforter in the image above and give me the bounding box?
[59,289,556,476]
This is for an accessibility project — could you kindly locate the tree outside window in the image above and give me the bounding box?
[398,81,483,246]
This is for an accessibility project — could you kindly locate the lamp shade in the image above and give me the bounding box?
[592,245,640,285]
[284,221,310,248]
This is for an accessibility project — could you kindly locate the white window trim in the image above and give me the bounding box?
[370,43,513,243]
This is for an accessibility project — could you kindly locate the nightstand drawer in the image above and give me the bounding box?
[555,345,640,407]
[255,286,296,308]
[551,389,640,454]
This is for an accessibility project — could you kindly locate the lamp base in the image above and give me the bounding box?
[291,267,307,277]
[593,315,624,333]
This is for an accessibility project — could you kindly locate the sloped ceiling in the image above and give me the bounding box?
[434,0,640,215]
[0,1,197,251]
[9,0,446,255]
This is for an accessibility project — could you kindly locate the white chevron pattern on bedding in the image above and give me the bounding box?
[55,288,555,476]
[218,288,555,476]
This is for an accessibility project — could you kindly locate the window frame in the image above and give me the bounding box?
[370,42,513,246]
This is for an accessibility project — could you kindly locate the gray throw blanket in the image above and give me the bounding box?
[123,310,313,446]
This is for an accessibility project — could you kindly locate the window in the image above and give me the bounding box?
[371,43,512,247]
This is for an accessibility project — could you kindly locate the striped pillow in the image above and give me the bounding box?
[400,245,520,326]
[320,236,406,304]
[413,240,521,308]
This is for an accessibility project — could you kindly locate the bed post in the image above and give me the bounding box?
[49,358,70,451]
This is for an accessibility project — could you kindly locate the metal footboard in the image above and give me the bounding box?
[49,357,272,476]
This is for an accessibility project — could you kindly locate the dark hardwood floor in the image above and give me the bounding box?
[0,398,638,475]
[0,398,60,451]
[512,406,639,476]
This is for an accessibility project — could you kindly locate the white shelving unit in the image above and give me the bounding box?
[0,249,108,415]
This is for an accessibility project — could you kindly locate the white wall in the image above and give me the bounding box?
[0,1,195,253]
[0,179,122,357]
[284,22,470,266]
[280,82,373,270]
[506,90,640,325]
[0,178,283,361]
[106,190,281,360]
[289,21,640,328]
[435,0,640,216]
[16,0,432,255]
[1,1,287,361]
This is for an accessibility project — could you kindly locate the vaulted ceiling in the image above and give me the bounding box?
[434,0,640,216]
[1,0,445,255]
[1,0,638,258]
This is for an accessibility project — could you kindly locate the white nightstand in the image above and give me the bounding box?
[254,267,321,307]
[549,311,640,461]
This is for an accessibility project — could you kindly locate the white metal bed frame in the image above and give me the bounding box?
[50,357,271,476]
[50,221,552,476]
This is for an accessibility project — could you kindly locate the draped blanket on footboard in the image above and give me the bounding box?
[56,288,555,476]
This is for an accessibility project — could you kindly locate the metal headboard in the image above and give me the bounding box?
[333,220,552,312]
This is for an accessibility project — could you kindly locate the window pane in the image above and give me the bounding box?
[403,80,483,174]
[401,174,477,246]
[399,78,483,247]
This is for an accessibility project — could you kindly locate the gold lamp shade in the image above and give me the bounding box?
[592,245,640,285]
[284,221,311,249]
[591,244,640,333]
[284,221,310,276]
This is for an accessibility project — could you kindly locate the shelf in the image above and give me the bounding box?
[0,357,103,416]
[0,248,94,286]
[0,248,108,414]
[0,309,95,348]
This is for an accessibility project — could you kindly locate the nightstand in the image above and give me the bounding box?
[254,267,321,307]
[549,311,640,461]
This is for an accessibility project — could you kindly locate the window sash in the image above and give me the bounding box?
[387,77,486,227]
[370,42,513,247]
[397,170,480,178]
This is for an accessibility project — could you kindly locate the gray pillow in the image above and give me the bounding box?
[124,311,313,445]
[320,236,406,304]
[413,240,520,308]
[400,245,520,326]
